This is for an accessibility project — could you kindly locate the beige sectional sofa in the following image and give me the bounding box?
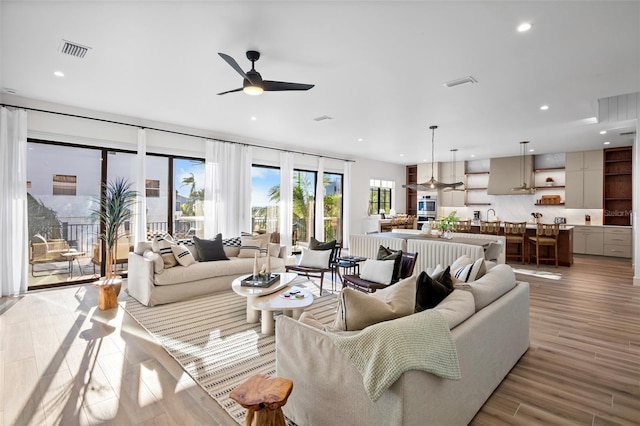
[275,264,530,425]
[126,244,287,306]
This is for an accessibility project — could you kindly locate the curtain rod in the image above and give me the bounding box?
[0,103,355,163]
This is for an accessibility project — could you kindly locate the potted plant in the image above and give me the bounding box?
[438,211,459,238]
[545,177,555,186]
[92,178,137,299]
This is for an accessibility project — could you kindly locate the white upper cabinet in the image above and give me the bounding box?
[565,150,603,209]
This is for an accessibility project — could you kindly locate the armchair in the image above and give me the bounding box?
[92,238,132,274]
[285,242,341,295]
[342,252,418,293]
[29,234,70,277]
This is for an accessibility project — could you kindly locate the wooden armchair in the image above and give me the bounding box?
[92,239,132,274]
[29,234,70,277]
[342,252,418,293]
[286,242,341,295]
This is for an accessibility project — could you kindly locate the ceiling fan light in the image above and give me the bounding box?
[243,85,264,96]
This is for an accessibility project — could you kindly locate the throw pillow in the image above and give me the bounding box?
[309,237,337,251]
[194,234,229,262]
[238,236,268,258]
[359,259,395,285]
[143,249,164,274]
[171,244,196,267]
[450,255,473,272]
[298,248,331,268]
[175,238,200,261]
[298,312,325,330]
[453,258,486,283]
[268,242,281,257]
[432,265,454,290]
[157,238,177,268]
[415,270,454,312]
[152,233,174,253]
[376,245,403,283]
[426,264,444,278]
[332,275,417,331]
[222,236,242,247]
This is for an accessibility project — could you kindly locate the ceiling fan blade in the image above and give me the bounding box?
[217,87,244,96]
[263,80,314,91]
[218,53,255,85]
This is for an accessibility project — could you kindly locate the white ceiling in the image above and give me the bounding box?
[1,1,639,164]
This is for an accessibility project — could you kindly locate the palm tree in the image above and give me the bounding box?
[181,172,196,197]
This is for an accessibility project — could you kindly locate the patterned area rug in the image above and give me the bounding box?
[121,276,337,424]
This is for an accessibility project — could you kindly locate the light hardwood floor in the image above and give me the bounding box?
[1,255,639,426]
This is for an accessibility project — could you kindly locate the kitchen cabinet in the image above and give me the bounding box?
[603,147,632,226]
[573,226,604,255]
[603,227,632,258]
[406,165,418,216]
[565,150,603,209]
[438,160,465,207]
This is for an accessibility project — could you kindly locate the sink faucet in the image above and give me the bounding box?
[487,208,496,221]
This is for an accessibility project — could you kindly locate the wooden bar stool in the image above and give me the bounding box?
[504,221,527,263]
[453,220,472,233]
[528,223,560,268]
[230,374,293,426]
[480,220,501,235]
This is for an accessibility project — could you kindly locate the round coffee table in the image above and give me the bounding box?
[251,286,314,335]
[232,272,298,323]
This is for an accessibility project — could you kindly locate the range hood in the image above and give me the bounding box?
[487,155,534,195]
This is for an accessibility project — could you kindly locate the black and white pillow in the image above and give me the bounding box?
[222,236,242,247]
[171,244,196,267]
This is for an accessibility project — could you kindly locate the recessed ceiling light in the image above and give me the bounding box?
[600,130,607,134]
[357,138,363,142]
[53,71,64,77]
[540,105,549,111]
[604,141,611,145]
[399,154,404,157]
[529,149,535,152]
[517,22,532,32]
[251,116,257,121]
[470,154,475,158]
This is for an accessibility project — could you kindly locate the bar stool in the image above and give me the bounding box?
[528,223,560,268]
[453,220,472,233]
[504,221,527,263]
[480,220,501,235]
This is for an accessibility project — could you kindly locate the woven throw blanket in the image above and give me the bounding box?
[329,310,461,401]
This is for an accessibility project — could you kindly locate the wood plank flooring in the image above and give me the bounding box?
[1,255,639,425]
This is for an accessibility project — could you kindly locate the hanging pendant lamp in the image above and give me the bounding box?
[403,125,464,191]
[443,148,465,192]
[510,141,536,193]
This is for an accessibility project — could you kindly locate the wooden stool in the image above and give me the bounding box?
[230,374,293,426]
[94,283,118,310]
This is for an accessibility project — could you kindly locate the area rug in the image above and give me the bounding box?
[512,268,562,280]
[120,276,337,424]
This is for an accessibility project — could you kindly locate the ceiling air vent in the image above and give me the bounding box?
[58,39,91,58]
[443,76,477,88]
[313,115,334,122]
[620,131,636,136]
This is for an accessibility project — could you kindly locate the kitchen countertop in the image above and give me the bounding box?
[468,220,574,230]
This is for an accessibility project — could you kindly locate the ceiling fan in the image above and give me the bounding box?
[217,50,314,96]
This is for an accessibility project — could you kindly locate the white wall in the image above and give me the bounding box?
[349,157,406,235]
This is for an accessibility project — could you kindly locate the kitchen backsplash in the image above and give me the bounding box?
[439,193,604,226]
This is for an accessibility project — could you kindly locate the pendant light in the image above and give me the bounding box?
[443,148,465,192]
[510,141,535,193]
[403,125,464,191]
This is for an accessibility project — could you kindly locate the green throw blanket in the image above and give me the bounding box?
[329,310,460,401]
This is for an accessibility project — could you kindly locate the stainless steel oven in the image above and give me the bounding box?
[417,195,437,220]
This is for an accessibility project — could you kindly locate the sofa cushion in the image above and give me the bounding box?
[171,244,196,267]
[223,246,241,257]
[194,234,229,262]
[222,236,242,247]
[455,263,516,311]
[415,269,453,312]
[309,237,337,251]
[360,259,395,285]
[377,246,403,283]
[332,275,416,331]
[299,248,331,268]
[453,258,486,283]
[157,238,177,268]
[143,249,164,274]
[238,235,268,258]
[298,312,325,330]
[153,256,286,286]
[432,290,475,329]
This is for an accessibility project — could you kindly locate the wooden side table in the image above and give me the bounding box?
[229,374,293,426]
[93,277,121,310]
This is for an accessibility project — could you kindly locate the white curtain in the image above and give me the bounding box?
[279,152,294,255]
[314,157,325,241]
[204,140,252,238]
[342,160,352,249]
[133,128,147,245]
[0,107,28,297]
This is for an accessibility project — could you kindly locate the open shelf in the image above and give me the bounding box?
[535,185,565,189]
[465,187,487,191]
[465,203,491,206]
[535,202,565,206]
[465,171,490,175]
